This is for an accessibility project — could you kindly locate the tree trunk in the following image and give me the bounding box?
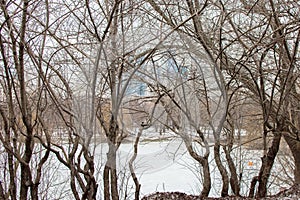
[20,132,33,200]
[103,165,110,200]
[0,181,5,200]
[224,147,240,196]
[249,176,259,198]
[82,170,98,200]
[111,167,119,200]
[256,132,281,198]
[109,144,118,200]
[104,143,119,200]
[201,158,211,198]
[20,164,32,200]
[129,128,143,200]
[7,142,17,200]
[31,183,39,200]
[81,150,98,200]
[214,143,229,197]
[184,138,211,198]
[223,115,240,196]
[284,134,300,184]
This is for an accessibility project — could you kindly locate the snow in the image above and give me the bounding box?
[0,133,293,199]
[105,137,292,198]
[94,138,262,198]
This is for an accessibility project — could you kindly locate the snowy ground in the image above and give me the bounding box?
[93,135,292,199]
[0,130,293,199]
[109,139,254,198]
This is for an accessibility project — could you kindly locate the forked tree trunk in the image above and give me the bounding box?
[185,141,211,198]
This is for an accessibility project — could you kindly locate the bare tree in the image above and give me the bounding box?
[0,0,54,199]
[146,0,300,198]
[1,0,299,199]
[218,0,300,197]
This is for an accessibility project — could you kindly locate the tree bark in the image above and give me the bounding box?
[184,140,211,198]
[256,132,281,198]
[20,163,32,200]
[103,165,110,200]
[8,153,17,200]
[129,128,142,200]
[226,151,240,196]
[284,134,300,185]
[214,143,229,197]
[104,142,119,200]
[201,158,211,198]
[20,127,34,200]
[249,176,259,198]
[223,122,240,196]
[111,166,119,200]
[0,181,5,200]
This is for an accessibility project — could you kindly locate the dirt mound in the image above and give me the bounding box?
[142,185,300,200]
[142,192,201,200]
[266,184,300,199]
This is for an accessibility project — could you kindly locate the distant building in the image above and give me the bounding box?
[124,51,189,97]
